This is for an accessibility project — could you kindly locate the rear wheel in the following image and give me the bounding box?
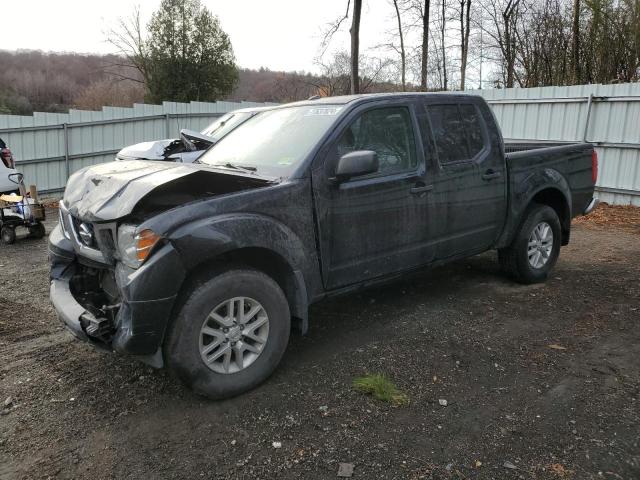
[164,269,290,399]
[498,203,561,284]
[1,226,16,245]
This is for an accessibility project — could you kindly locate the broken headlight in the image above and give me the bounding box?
[117,224,161,269]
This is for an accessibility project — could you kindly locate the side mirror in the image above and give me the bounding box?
[334,150,378,181]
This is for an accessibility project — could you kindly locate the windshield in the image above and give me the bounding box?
[199,105,343,177]
[201,111,254,140]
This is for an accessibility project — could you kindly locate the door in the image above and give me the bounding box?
[421,100,507,259]
[312,103,437,290]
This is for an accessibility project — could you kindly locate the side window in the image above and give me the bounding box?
[459,104,485,157]
[336,107,417,175]
[426,104,468,163]
[426,103,487,164]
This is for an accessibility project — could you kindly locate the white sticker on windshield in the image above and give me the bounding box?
[304,107,342,116]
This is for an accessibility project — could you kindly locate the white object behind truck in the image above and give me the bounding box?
[116,106,271,163]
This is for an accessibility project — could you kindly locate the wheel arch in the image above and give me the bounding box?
[174,246,309,335]
[164,212,317,334]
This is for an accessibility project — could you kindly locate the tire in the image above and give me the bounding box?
[1,226,16,245]
[164,269,291,399]
[498,203,561,284]
[29,223,46,239]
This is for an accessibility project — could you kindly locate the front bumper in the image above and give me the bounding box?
[48,223,186,367]
[50,269,92,343]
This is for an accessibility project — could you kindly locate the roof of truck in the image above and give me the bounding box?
[277,92,482,109]
[229,105,276,113]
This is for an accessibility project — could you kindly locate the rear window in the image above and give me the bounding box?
[426,104,486,164]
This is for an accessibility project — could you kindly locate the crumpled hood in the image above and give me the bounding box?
[63,160,274,223]
[64,160,200,221]
[117,139,175,160]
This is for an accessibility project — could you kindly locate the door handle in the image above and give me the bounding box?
[410,184,434,195]
[482,169,501,181]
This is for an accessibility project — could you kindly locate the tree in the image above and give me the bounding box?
[311,51,398,96]
[572,0,581,83]
[108,0,238,103]
[105,8,152,87]
[440,0,449,89]
[516,0,571,86]
[458,0,472,89]
[350,0,364,93]
[506,0,639,87]
[480,0,522,87]
[392,0,407,90]
[403,0,431,90]
[321,0,365,94]
[145,0,238,102]
[73,79,145,110]
[419,0,431,90]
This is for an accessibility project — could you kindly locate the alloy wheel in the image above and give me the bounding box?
[199,296,270,374]
[527,221,554,269]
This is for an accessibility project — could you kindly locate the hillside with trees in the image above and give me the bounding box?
[0,49,399,114]
[0,0,638,115]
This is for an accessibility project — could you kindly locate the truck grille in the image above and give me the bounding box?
[58,201,117,265]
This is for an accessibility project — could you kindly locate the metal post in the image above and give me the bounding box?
[165,113,171,138]
[582,94,593,142]
[63,123,70,180]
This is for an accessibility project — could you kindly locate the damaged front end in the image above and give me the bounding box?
[49,202,182,367]
[49,161,275,367]
[71,266,120,343]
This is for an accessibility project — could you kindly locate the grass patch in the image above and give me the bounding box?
[352,374,408,405]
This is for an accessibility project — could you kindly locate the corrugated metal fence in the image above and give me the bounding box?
[1,85,639,205]
[0,100,275,194]
[473,83,640,206]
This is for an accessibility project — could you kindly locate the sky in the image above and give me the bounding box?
[1,0,398,74]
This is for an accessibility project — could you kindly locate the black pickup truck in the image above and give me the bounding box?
[49,93,598,399]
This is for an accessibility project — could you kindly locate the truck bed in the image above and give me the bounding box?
[495,142,596,249]
[505,142,595,218]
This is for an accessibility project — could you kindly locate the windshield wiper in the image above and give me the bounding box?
[200,161,280,181]
[218,162,258,174]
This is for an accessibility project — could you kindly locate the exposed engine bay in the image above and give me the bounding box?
[69,264,120,344]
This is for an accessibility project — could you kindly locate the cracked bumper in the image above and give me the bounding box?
[48,224,186,367]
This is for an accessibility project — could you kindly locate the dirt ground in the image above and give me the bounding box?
[1,205,639,480]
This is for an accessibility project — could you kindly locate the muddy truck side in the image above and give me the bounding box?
[49,93,598,399]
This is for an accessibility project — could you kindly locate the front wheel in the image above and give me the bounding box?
[164,269,291,399]
[498,204,561,284]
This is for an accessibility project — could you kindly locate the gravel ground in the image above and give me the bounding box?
[0,208,639,480]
